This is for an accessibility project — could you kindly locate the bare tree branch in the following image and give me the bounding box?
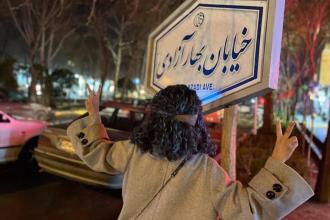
[126,0,139,20]
[50,28,76,62]
[109,25,120,35]
[148,0,166,13]
[5,0,29,43]
[120,40,135,48]
[106,41,118,62]
[10,1,29,10]
[87,0,97,25]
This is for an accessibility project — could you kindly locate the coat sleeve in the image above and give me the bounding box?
[208,157,314,220]
[66,115,134,175]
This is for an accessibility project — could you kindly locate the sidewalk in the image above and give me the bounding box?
[285,200,330,220]
[295,114,328,143]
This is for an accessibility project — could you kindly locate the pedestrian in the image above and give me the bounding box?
[67,84,314,220]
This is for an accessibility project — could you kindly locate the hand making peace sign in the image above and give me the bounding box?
[271,120,299,163]
[85,84,102,116]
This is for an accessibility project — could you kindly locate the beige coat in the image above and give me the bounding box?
[67,115,314,220]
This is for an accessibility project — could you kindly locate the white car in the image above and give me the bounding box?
[0,101,52,121]
[0,110,47,164]
[0,89,52,121]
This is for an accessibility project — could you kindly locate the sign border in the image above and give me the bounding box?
[145,0,284,113]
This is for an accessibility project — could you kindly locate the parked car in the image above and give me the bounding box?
[34,101,223,189]
[34,101,147,189]
[0,110,47,164]
[0,88,52,120]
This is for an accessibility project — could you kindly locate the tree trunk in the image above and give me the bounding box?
[291,91,299,121]
[44,71,53,107]
[252,97,258,135]
[221,105,239,180]
[29,54,38,102]
[39,25,51,106]
[261,92,273,133]
[40,26,46,68]
[315,120,330,202]
[113,43,122,98]
[99,41,109,100]
[301,93,308,155]
[308,97,315,167]
[0,25,9,57]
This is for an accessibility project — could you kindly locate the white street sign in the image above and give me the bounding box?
[145,0,285,113]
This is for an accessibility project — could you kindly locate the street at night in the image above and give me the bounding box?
[1,0,330,219]
[0,162,122,220]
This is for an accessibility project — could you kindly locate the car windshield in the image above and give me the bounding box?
[64,106,146,132]
[8,91,28,102]
[6,112,31,120]
[101,107,145,132]
[2,112,34,121]
[100,107,116,115]
[2,112,19,120]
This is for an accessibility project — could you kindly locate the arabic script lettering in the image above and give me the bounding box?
[156,27,252,79]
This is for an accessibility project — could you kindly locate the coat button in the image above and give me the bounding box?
[81,139,88,145]
[77,132,85,139]
[266,191,276,200]
[272,183,283,192]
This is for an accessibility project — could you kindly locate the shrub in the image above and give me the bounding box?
[237,129,312,186]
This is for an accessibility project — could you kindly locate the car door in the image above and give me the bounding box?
[0,112,14,147]
[0,112,23,162]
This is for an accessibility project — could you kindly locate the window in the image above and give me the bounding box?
[117,109,130,118]
[9,91,27,102]
[0,113,10,123]
[100,107,116,116]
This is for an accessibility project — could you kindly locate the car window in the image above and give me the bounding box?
[0,113,10,123]
[134,112,144,122]
[104,109,144,132]
[117,109,130,118]
[8,91,27,102]
[100,107,116,116]
[0,93,6,101]
[111,109,133,131]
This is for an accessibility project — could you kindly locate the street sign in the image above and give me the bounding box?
[145,0,285,113]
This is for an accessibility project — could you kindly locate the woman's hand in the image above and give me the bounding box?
[85,84,102,116]
[271,120,299,163]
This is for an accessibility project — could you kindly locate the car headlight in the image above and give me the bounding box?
[56,139,76,154]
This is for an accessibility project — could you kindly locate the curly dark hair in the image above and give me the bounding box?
[130,84,216,161]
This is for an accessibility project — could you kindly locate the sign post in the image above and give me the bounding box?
[145,0,285,176]
[221,105,239,179]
